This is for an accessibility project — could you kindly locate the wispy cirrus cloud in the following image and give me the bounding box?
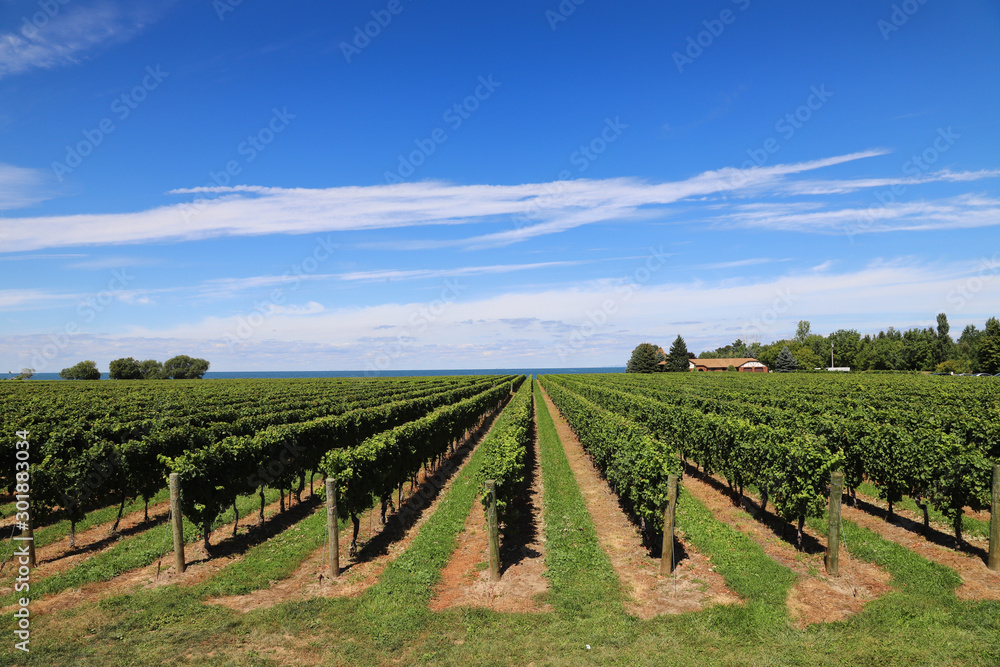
[195,260,599,299]
[0,150,894,253]
[0,2,169,80]
[0,163,52,210]
[771,168,1000,196]
[722,193,1000,234]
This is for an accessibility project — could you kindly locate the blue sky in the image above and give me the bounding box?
[1,0,999,372]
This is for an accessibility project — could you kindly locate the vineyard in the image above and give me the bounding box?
[540,372,999,548]
[1,373,999,666]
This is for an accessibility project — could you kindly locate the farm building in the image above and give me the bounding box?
[689,358,768,373]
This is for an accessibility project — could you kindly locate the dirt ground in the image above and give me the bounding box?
[680,467,892,628]
[839,495,1000,602]
[209,404,510,613]
[430,427,551,613]
[1,483,321,616]
[1,497,172,585]
[537,388,740,618]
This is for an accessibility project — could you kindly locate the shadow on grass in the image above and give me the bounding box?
[682,461,827,556]
[848,495,989,565]
[339,394,511,575]
[498,421,542,574]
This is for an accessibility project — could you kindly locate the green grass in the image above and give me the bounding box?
[351,409,497,652]
[855,481,991,540]
[195,503,336,599]
[1,487,171,551]
[0,486,287,607]
[533,379,625,619]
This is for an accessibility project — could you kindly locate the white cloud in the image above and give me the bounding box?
[0,288,80,310]
[0,150,889,253]
[0,2,166,80]
[336,260,591,283]
[722,194,1000,235]
[55,258,989,369]
[0,163,52,211]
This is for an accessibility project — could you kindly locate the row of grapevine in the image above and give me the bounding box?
[539,377,682,536]
[168,377,519,548]
[475,378,534,533]
[322,376,525,553]
[8,377,510,548]
[544,376,838,548]
[562,373,996,544]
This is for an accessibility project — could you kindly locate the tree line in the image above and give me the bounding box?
[58,355,211,380]
[626,336,692,373]
[700,313,1000,373]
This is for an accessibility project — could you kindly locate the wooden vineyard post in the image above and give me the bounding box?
[989,465,1000,572]
[486,480,500,582]
[660,474,679,576]
[826,471,845,576]
[326,478,340,579]
[169,473,185,574]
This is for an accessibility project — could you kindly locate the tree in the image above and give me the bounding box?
[828,329,862,368]
[935,313,954,364]
[626,343,659,374]
[794,320,811,344]
[979,317,1000,374]
[653,347,667,371]
[59,360,101,380]
[14,368,34,380]
[139,359,164,380]
[774,346,798,372]
[109,357,143,380]
[162,355,211,379]
[791,344,822,370]
[666,335,691,372]
[957,324,981,372]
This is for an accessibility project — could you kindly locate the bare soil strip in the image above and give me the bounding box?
[7,483,320,615]
[209,401,511,613]
[0,497,172,584]
[538,388,738,619]
[849,488,991,554]
[681,467,891,628]
[839,499,1000,602]
[430,427,551,613]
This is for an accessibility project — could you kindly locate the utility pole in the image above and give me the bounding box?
[830,341,834,368]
